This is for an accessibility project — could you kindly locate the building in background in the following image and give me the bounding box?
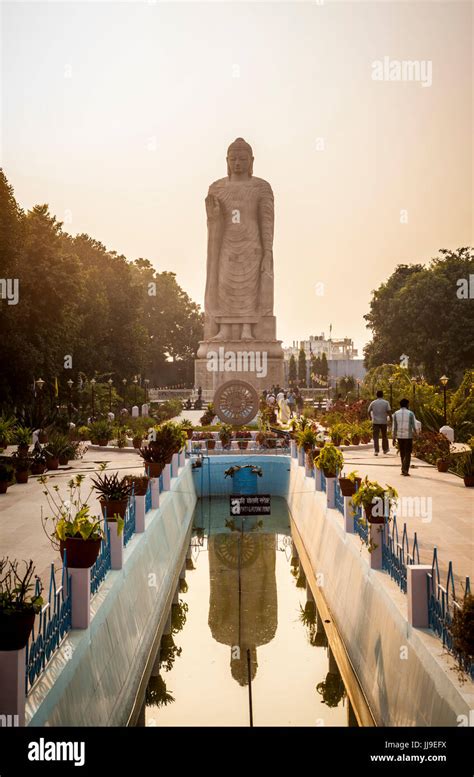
[283,333,366,388]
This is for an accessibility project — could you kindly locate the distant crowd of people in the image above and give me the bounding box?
[260,386,305,425]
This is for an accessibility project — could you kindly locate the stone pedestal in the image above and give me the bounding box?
[195,325,284,395]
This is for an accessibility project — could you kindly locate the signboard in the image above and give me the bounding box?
[230,494,271,516]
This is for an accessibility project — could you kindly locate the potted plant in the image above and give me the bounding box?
[338,469,361,497]
[218,423,233,450]
[11,452,32,484]
[78,425,91,441]
[0,462,14,493]
[14,425,32,455]
[0,417,16,449]
[40,474,104,568]
[296,427,318,453]
[139,446,166,477]
[351,424,362,445]
[92,467,134,520]
[314,443,344,478]
[436,457,450,473]
[351,476,398,524]
[360,420,372,444]
[124,474,150,496]
[89,419,113,447]
[265,431,278,449]
[31,441,47,475]
[44,433,69,470]
[0,558,43,650]
[329,423,343,447]
[235,430,251,449]
[149,422,186,462]
[180,418,194,440]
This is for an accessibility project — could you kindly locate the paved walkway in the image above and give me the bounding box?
[341,447,473,588]
[0,448,144,589]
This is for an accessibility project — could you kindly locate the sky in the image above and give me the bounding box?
[1,0,472,356]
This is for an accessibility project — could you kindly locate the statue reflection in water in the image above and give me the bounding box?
[207,528,278,685]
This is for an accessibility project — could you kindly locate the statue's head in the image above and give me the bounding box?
[227,137,254,178]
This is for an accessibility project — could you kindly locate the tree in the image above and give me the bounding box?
[364,248,474,384]
[288,354,297,385]
[320,352,329,382]
[0,169,204,410]
[298,347,307,387]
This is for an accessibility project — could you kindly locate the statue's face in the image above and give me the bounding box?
[227,149,251,176]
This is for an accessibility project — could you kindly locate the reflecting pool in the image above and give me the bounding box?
[143,496,352,727]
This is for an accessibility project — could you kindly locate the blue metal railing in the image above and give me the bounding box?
[25,561,72,693]
[382,516,419,594]
[335,477,344,515]
[124,494,136,546]
[145,480,152,512]
[427,550,473,679]
[91,521,111,595]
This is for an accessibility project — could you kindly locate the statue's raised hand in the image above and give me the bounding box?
[205,194,221,221]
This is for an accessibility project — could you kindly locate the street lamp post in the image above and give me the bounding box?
[388,375,394,408]
[440,375,449,425]
[108,379,113,412]
[35,378,45,428]
[67,379,73,420]
[144,379,150,405]
[133,377,138,406]
[122,378,127,409]
[90,378,96,419]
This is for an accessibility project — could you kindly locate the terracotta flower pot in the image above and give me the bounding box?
[206,440,216,450]
[18,443,29,455]
[100,498,128,519]
[267,438,277,449]
[145,461,164,478]
[130,478,150,496]
[15,470,29,484]
[238,441,248,450]
[352,436,361,445]
[98,438,109,447]
[436,459,449,473]
[338,477,356,497]
[46,456,59,471]
[364,503,385,524]
[0,438,7,448]
[31,463,46,475]
[362,435,371,444]
[133,437,142,449]
[60,537,102,568]
[0,481,9,494]
[59,455,69,466]
[464,475,474,488]
[0,607,36,651]
[322,468,337,479]
[331,437,342,447]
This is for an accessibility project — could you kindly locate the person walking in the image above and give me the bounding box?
[392,398,418,476]
[367,390,391,456]
[287,390,296,417]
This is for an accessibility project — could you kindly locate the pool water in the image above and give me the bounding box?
[143,496,352,727]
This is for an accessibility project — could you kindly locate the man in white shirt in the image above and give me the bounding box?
[392,398,418,476]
